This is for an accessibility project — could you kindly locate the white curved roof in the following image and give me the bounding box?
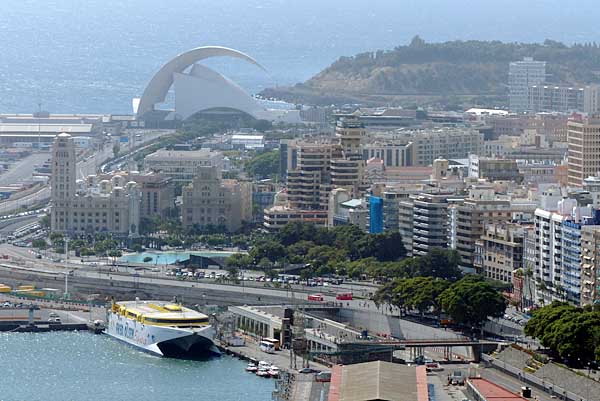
[137,46,267,118]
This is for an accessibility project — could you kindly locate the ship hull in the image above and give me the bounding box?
[105,311,219,358]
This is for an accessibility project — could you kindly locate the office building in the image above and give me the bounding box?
[51,133,140,237]
[144,148,224,184]
[509,57,546,112]
[567,115,600,187]
[181,166,251,232]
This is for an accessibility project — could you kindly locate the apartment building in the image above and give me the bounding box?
[581,225,600,306]
[527,85,584,113]
[473,223,524,284]
[399,193,455,257]
[567,115,600,187]
[390,127,483,166]
[454,188,512,270]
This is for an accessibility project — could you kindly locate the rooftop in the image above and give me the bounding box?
[329,361,422,401]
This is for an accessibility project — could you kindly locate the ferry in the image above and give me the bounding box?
[106,300,218,357]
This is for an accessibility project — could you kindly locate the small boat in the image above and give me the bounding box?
[267,366,280,378]
[245,363,258,372]
[256,368,270,377]
[258,361,271,369]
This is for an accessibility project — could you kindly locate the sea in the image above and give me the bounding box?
[0,0,598,114]
[0,331,274,401]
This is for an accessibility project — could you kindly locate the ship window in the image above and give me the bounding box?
[144,317,208,324]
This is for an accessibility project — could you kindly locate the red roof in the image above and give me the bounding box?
[468,378,528,401]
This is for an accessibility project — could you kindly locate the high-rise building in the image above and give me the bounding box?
[509,57,546,112]
[567,115,600,187]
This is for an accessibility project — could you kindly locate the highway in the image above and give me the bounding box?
[0,152,50,186]
[0,129,172,216]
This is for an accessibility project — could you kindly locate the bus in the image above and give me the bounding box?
[262,337,280,351]
[335,292,353,301]
[308,294,324,302]
[259,340,276,354]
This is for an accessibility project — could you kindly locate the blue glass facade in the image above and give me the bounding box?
[369,195,383,234]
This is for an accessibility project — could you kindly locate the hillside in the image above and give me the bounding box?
[261,37,600,106]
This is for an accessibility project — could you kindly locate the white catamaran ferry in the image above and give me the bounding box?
[106,300,219,357]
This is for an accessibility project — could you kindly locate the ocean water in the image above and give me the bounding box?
[0,332,273,401]
[0,0,598,114]
[120,251,237,265]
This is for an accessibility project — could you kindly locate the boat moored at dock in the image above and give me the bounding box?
[106,300,218,357]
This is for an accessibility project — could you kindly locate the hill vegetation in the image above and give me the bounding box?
[262,37,600,106]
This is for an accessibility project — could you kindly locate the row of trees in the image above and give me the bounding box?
[373,274,507,329]
[524,302,600,365]
[224,222,410,278]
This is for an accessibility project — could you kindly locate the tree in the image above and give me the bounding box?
[108,249,122,265]
[245,150,280,179]
[438,275,506,329]
[525,302,600,365]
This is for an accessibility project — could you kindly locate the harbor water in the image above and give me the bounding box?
[0,332,273,401]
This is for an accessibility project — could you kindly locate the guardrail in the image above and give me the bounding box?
[481,354,589,401]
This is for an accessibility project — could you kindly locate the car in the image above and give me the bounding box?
[448,370,465,385]
[298,368,319,374]
[48,317,61,323]
[49,312,59,318]
[425,362,444,372]
[315,371,331,382]
[2,302,12,308]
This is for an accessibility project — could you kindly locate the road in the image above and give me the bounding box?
[0,129,168,215]
[0,152,50,186]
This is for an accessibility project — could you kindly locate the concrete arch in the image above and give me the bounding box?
[137,46,268,118]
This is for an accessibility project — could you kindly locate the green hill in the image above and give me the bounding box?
[262,37,600,106]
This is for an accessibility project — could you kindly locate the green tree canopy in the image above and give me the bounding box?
[245,150,280,179]
[438,275,507,328]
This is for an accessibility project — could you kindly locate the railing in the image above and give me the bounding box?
[481,354,591,401]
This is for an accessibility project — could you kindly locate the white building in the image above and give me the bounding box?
[509,57,546,112]
[231,134,264,150]
[144,148,224,184]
